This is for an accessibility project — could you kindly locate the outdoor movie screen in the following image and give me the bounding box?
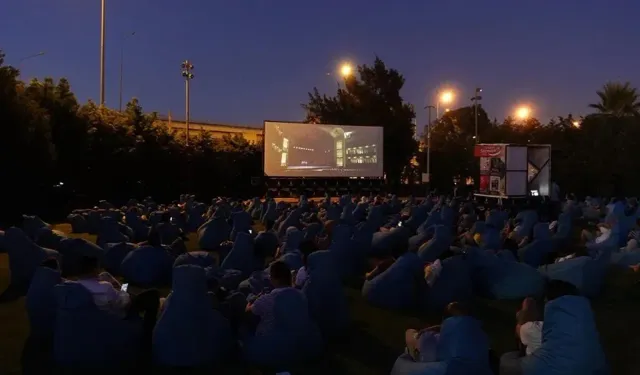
[263,121,384,178]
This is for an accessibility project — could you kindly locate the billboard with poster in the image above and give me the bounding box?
[475,144,506,196]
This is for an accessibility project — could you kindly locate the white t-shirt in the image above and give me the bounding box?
[520,321,543,355]
[595,228,611,244]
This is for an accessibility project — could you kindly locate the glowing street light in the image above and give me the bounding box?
[440,90,454,104]
[515,106,531,120]
[340,63,353,77]
[572,120,581,128]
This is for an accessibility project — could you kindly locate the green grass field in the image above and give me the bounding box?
[1,224,640,374]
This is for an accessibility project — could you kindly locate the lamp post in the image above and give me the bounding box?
[424,105,435,188]
[471,87,483,143]
[100,0,106,106]
[181,60,195,146]
[119,31,136,112]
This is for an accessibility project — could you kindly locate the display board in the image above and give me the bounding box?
[263,121,384,178]
[475,143,551,198]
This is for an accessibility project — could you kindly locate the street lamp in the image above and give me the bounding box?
[515,106,531,120]
[471,87,482,143]
[437,90,454,118]
[100,0,106,106]
[181,60,195,146]
[340,63,353,78]
[119,31,136,112]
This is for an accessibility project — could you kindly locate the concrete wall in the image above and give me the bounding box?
[155,119,263,143]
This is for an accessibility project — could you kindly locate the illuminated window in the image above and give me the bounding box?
[337,157,343,167]
[336,141,343,150]
[281,153,287,166]
[283,138,289,150]
[336,150,343,157]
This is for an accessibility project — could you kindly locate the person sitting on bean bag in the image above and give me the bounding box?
[362,243,425,311]
[243,261,323,369]
[522,280,609,375]
[499,297,544,374]
[120,229,174,288]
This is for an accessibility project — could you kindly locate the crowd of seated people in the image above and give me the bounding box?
[3,193,640,374]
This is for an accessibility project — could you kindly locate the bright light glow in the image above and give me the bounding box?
[340,63,353,77]
[440,91,454,104]
[515,106,531,120]
[572,120,581,128]
[445,108,451,112]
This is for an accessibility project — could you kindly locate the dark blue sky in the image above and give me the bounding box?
[2,1,638,127]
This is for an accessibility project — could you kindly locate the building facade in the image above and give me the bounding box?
[154,117,263,143]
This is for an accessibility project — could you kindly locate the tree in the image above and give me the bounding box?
[303,57,417,184]
[589,82,640,117]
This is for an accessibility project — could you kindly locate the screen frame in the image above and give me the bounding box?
[262,120,384,178]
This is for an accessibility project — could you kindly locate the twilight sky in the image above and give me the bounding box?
[2,0,639,128]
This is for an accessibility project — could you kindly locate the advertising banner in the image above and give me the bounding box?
[476,144,506,196]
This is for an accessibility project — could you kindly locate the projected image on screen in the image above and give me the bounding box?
[263,121,384,178]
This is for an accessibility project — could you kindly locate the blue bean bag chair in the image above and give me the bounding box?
[22,215,51,240]
[277,209,303,239]
[552,213,572,246]
[230,210,252,241]
[370,227,411,258]
[3,227,59,290]
[610,249,640,267]
[220,232,257,278]
[103,242,137,276]
[57,237,105,276]
[409,230,432,253]
[403,206,430,232]
[391,316,492,375]
[303,222,323,242]
[26,267,61,340]
[515,210,538,240]
[34,227,66,250]
[417,225,453,263]
[329,224,357,278]
[303,250,350,338]
[469,249,545,299]
[353,202,369,222]
[96,217,129,249]
[417,213,442,235]
[523,295,609,375]
[243,288,323,369]
[53,282,143,371]
[153,265,233,368]
[362,252,424,310]
[173,251,217,269]
[440,206,455,227]
[367,205,385,228]
[340,204,356,225]
[254,230,279,258]
[261,200,278,224]
[282,227,304,253]
[352,223,374,261]
[423,255,473,312]
[519,223,555,268]
[539,249,611,298]
[198,217,231,251]
[156,222,183,245]
[124,211,150,242]
[67,213,89,234]
[120,245,174,287]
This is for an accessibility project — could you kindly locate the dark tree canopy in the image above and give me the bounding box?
[303,57,417,184]
[589,82,640,117]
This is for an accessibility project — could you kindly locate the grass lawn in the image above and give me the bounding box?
[1,223,640,374]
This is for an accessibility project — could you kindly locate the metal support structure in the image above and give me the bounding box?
[472,87,483,143]
[181,60,195,146]
[119,32,135,112]
[425,105,435,188]
[100,0,106,106]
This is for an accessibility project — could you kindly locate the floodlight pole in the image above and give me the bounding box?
[181,60,195,146]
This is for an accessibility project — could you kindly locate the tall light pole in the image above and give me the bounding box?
[424,105,435,188]
[181,60,195,146]
[119,31,135,112]
[99,0,106,106]
[18,52,45,67]
[471,87,483,143]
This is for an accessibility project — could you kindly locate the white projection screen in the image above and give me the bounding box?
[263,121,384,178]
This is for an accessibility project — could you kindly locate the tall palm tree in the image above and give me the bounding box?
[589,82,640,116]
